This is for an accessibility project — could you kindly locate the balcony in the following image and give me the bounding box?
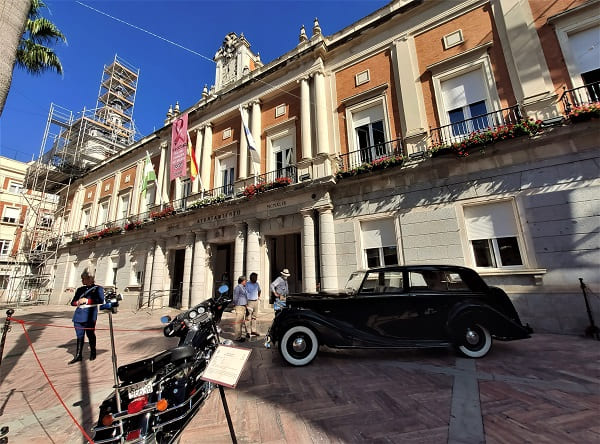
[560,81,600,111]
[429,105,522,149]
[337,138,404,176]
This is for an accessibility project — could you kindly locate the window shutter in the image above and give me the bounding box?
[464,201,518,240]
[441,69,487,110]
[568,26,600,75]
[361,219,396,249]
[4,207,20,220]
[352,105,384,128]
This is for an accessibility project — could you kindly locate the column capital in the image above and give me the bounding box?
[300,208,315,217]
[160,141,168,149]
[315,203,334,213]
[296,75,311,84]
[249,99,262,107]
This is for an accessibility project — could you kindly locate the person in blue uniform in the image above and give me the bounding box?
[69,269,105,364]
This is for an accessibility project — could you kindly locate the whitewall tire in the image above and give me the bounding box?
[457,324,492,358]
[279,325,319,366]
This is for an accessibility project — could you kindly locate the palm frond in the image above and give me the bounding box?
[16,41,63,76]
[25,17,67,45]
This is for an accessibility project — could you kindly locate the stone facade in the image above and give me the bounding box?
[48,0,599,334]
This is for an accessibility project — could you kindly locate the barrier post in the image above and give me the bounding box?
[0,309,15,370]
[107,310,124,437]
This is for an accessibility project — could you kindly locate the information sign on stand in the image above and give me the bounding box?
[201,345,252,387]
[201,345,252,444]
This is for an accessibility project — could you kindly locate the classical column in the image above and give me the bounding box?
[246,219,260,274]
[181,235,194,309]
[150,240,167,307]
[192,128,203,194]
[301,210,317,293]
[200,124,212,191]
[156,141,169,205]
[190,230,207,307]
[313,70,329,155]
[250,100,261,176]
[318,205,338,292]
[239,106,249,180]
[492,0,557,117]
[392,35,428,154]
[69,185,85,232]
[143,243,155,307]
[300,76,313,160]
[233,223,246,280]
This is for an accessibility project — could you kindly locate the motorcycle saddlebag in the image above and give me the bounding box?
[118,350,172,384]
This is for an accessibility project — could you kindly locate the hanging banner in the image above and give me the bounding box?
[170,113,188,180]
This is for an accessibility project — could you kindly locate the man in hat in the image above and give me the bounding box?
[270,269,290,312]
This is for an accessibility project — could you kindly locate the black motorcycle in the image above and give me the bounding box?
[92,285,231,444]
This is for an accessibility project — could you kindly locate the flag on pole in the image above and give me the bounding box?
[240,105,260,162]
[187,132,198,181]
[141,151,157,198]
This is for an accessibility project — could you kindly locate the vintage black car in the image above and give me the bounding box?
[265,265,532,366]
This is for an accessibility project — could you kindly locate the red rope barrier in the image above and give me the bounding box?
[16,320,95,444]
[10,318,163,331]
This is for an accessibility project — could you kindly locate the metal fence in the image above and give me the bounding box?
[560,81,600,114]
[428,105,522,148]
[337,138,403,172]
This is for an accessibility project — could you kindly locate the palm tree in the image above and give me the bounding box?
[0,0,66,116]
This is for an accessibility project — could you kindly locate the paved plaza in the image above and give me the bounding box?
[0,305,598,443]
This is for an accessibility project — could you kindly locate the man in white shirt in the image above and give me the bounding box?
[245,272,261,336]
[270,268,290,312]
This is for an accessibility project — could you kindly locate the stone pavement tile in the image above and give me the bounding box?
[2,305,600,444]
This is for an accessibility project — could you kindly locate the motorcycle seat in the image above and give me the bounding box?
[170,345,195,363]
[118,350,172,384]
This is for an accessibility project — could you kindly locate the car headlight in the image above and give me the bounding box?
[197,307,206,314]
[188,310,198,319]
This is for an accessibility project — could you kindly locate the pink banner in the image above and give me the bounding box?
[170,114,188,180]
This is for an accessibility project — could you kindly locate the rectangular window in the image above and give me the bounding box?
[353,105,387,164]
[41,214,53,227]
[0,275,8,289]
[441,69,490,137]
[360,270,404,294]
[0,240,11,256]
[118,194,130,220]
[219,156,236,196]
[361,218,398,268]
[81,207,91,230]
[8,182,23,194]
[97,201,109,225]
[272,134,294,178]
[2,207,20,224]
[464,201,524,269]
[181,179,192,198]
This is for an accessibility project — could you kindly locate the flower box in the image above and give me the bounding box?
[336,154,403,179]
[567,102,600,123]
[243,177,292,198]
[150,206,175,220]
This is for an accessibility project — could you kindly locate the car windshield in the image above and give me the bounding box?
[345,271,366,295]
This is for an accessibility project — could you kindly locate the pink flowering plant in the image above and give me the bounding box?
[83,225,122,242]
[336,154,404,179]
[429,118,542,158]
[124,220,142,231]
[567,102,600,123]
[150,206,175,220]
[243,176,292,199]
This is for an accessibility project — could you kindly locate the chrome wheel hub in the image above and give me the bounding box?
[465,329,479,345]
[292,337,307,353]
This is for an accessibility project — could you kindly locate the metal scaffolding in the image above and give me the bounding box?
[3,55,140,307]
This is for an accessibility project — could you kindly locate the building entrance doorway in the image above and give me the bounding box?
[268,233,301,293]
[170,249,185,308]
[213,244,233,298]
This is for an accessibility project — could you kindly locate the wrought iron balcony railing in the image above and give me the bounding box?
[560,81,600,114]
[337,138,403,173]
[253,165,298,186]
[429,105,522,148]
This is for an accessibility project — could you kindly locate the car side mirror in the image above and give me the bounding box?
[160,315,172,324]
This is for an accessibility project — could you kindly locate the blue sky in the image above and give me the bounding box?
[0,0,388,162]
